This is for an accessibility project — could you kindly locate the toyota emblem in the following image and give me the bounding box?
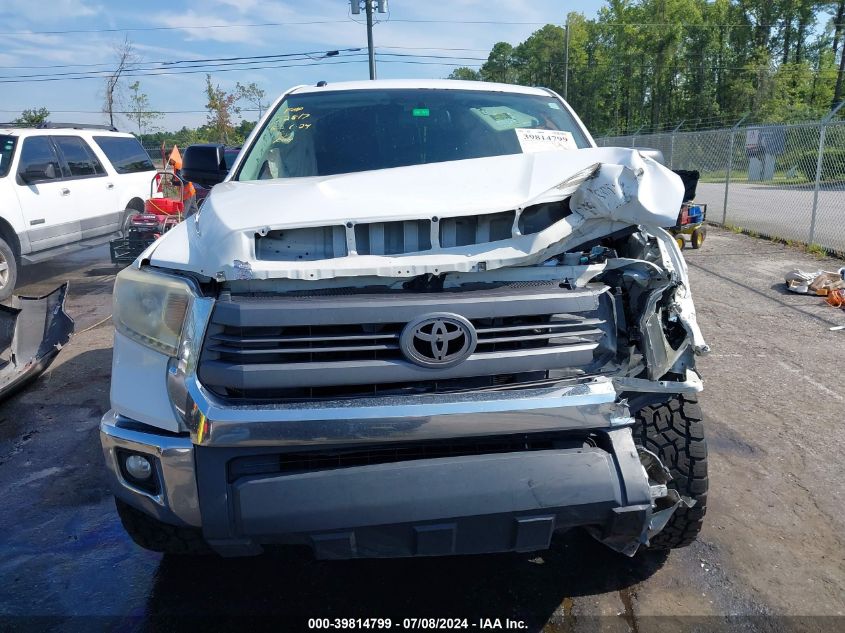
[400,313,477,368]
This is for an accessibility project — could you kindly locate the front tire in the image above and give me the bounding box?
[0,237,19,302]
[115,498,209,555]
[634,395,708,549]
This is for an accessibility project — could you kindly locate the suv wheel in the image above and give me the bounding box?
[0,237,19,302]
[115,498,210,555]
[634,394,708,549]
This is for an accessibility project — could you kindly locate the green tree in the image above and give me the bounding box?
[205,74,240,143]
[235,81,267,119]
[447,67,481,81]
[127,81,162,136]
[13,107,50,125]
[480,42,517,83]
[463,0,842,133]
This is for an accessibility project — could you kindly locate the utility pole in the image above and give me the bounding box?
[365,0,376,79]
[563,17,570,100]
[351,1,388,80]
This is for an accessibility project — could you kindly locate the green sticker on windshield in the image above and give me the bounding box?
[412,108,430,117]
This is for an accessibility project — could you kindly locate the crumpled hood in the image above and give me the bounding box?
[148,146,684,281]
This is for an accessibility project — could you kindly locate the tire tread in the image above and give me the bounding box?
[634,394,708,549]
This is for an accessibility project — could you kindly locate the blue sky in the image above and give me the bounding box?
[0,0,605,131]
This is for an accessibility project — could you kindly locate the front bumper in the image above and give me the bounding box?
[101,378,665,558]
[180,375,633,447]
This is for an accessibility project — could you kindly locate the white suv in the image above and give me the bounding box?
[0,124,156,299]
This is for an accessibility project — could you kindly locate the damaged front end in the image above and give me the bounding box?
[135,147,708,557]
[0,283,74,401]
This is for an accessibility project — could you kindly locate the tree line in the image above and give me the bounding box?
[449,0,845,135]
[13,1,845,140]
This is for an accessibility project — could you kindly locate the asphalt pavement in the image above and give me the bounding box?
[697,181,845,254]
[0,231,843,632]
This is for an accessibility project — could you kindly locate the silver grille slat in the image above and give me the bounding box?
[207,343,400,355]
[475,319,604,334]
[477,328,604,345]
[211,332,399,344]
[198,285,616,397]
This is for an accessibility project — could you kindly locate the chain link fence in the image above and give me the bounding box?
[596,112,845,257]
[142,144,170,169]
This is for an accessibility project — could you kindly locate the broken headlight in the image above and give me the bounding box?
[113,266,195,357]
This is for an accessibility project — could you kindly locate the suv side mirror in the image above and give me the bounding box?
[21,162,57,183]
[182,144,228,187]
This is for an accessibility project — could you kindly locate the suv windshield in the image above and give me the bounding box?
[237,88,590,181]
[0,135,16,178]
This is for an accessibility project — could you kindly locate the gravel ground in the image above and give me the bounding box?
[0,230,843,632]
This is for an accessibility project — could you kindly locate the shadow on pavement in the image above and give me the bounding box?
[143,530,668,630]
[16,246,114,288]
[689,259,841,328]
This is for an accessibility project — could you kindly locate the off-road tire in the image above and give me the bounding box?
[634,395,708,549]
[691,227,706,249]
[0,237,18,302]
[115,498,210,555]
[675,236,685,250]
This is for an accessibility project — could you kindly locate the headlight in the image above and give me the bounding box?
[113,266,196,356]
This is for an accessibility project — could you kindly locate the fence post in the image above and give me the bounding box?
[809,101,844,245]
[631,126,643,149]
[722,114,749,226]
[669,121,684,169]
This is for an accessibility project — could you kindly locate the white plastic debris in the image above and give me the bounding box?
[785,269,824,294]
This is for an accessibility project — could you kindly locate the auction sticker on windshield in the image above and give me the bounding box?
[515,128,577,153]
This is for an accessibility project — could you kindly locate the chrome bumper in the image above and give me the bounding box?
[102,375,635,535]
[100,411,201,527]
[179,375,633,447]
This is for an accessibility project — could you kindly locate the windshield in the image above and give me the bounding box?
[237,88,590,181]
[0,135,16,178]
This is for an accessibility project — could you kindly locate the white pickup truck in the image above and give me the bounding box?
[102,79,709,559]
[0,124,154,299]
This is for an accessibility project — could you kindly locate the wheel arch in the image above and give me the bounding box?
[125,196,145,213]
[0,216,22,257]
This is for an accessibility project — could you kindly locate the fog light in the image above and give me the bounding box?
[124,454,153,481]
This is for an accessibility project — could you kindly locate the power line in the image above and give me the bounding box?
[379,46,491,52]
[377,52,487,61]
[3,54,834,84]
[0,20,349,36]
[0,48,363,73]
[0,53,370,80]
[7,19,840,37]
[376,59,482,67]
[0,57,485,84]
[0,57,369,84]
[0,51,488,83]
[0,46,488,72]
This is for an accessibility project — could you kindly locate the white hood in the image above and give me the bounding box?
[148,147,684,281]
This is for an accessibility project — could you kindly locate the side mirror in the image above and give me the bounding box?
[635,147,666,165]
[182,144,228,188]
[21,162,57,183]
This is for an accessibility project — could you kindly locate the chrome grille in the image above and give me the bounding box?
[205,314,606,364]
[198,284,617,399]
